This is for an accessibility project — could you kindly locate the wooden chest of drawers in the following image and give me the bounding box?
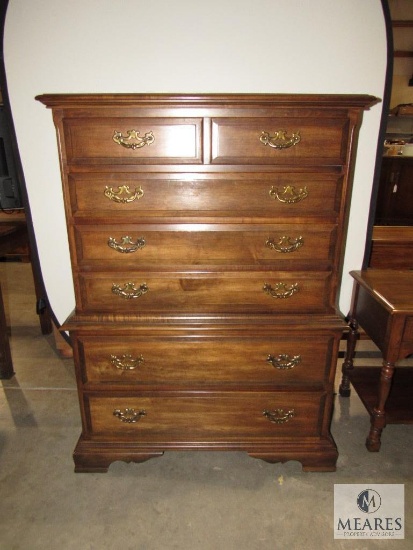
[37,93,376,472]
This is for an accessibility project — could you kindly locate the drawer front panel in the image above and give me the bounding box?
[63,118,203,164]
[73,224,337,268]
[86,392,325,439]
[68,173,343,220]
[78,335,334,386]
[76,271,332,314]
[211,118,349,165]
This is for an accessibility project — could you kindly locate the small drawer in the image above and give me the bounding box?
[76,335,336,386]
[67,173,343,220]
[85,392,325,440]
[63,117,203,164]
[211,117,349,165]
[72,223,337,269]
[75,271,333,314]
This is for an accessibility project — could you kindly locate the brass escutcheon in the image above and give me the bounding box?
[104,185,144,203]
[110,354,144,370]
[263,282,299,299]
[112,129,155,149]
[263,408,295,424]
[266,354,301,370]
[107,236,146,253]
[266,236,304,253]
[260,130,301,149]
[269,185,308,204]
[113,408,147,423]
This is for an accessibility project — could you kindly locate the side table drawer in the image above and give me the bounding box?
[86,392,325,440]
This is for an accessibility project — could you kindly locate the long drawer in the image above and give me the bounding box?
[211,117,349,165]
[85,392,326,439]
[76,335,336,386]
[72,223,337,269]
[67,173,344,220]
[75,271,333,314]
[63,117,203,164]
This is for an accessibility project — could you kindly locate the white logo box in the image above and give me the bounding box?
[334,484,404,540]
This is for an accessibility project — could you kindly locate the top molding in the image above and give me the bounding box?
[36,93,380,110]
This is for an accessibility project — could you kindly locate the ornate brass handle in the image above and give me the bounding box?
[113,408,147,423]
[110,354,144,370]
[108,236,146,253]
[111,282,149,299]
[263,409,295,424]
[269,185,308,204]
[113,129,155,149]
[266,236,304,253]
[104,185,144,203]
[266,354,301,370]
[263,282,299,299]
[260,130,301,149]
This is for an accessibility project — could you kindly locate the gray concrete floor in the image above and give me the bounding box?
[1,262,412,550]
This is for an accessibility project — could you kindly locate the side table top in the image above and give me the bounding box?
[350,269,413,314]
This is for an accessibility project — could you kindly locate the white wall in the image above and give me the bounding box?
[4,0,386,324]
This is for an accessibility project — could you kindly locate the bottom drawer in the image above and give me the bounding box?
[85,392,326,441]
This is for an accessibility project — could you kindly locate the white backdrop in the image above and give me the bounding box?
[4,0,386,324]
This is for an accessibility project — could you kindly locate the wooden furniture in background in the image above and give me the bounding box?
[38,93,376,472]
[375,157,413,226]
[392,19,413,58]
[369,225,413,268]
[0,213,53,378]
[0,221,28,378]
[0,278,13,378]
[340,269,413,451]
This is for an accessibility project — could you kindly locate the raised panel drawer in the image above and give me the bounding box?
[67,173,343,220]
[76,271,332,314]
[211,117,349,165]
[77,335,335,386]
[73,223,337,269]
[63,117,203,164]
[86,392,325,440]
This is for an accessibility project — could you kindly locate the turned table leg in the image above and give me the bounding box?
[339,317,358,397]
[366,360,395,452]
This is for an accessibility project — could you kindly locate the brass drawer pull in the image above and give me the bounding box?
[260,130,301,149]
[108,236,146,253]
[269,185,308,204]
[263,282,299,299]
[263,408,295,424]
[112,129,155,149]
[104,185,144,203]
[113,408,147,423]
[266,236,304,253]
[112,282,149,299]
[267,354,301,370]
[110,354,144,370]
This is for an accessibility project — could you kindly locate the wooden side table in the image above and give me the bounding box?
[339,269,413,451]
[0,223,29,379]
